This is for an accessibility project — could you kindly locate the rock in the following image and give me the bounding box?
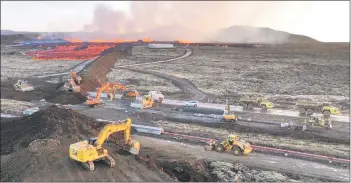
[28,139,60,154]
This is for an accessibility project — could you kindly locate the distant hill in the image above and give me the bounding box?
[1,26,319,44]
[1,34,36,44]
[208,26,318,43]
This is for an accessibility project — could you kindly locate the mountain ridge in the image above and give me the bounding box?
[1,25,319,43]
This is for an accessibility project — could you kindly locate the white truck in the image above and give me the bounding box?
[148,91,164,103]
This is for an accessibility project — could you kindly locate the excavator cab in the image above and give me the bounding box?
[88,138,98,146]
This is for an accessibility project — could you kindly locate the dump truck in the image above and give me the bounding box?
[149,91,164,103]
[239,96,273,110]
[130,95,154,109]
[69,118,140,171]
[295,102,340,116]
[13,80,34,92]
[204,134,252,156]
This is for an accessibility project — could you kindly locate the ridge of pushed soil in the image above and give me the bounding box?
[0,105,95,155]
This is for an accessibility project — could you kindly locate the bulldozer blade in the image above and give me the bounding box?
[129,147,138,155]
[204,145,214,151]
[20,86,34,92]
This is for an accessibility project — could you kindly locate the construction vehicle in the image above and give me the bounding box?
[204,134,252,156]
[63,78,80,92]
[131,95,154,109]
[96,83,127,99]
[121,89,139,99]
[239,95,273,110]
[302,114,332,130]
[70,70,82,85]
[223,100,237,122]
[86,82,115,107]
[223,114,237,122]
[149,91,164,103]
[69,118,140,171]
[295,102,340,116]
[13,80,34,92]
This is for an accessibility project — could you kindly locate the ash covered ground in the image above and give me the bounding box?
[114,44,349,108]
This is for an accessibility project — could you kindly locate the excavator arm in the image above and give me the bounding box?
[113,84,127,91]
[70,70,77,79]
[86,82,112,106]
[95,118,131,147]
[95,118,140,155]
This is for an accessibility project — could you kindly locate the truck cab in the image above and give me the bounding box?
[148,91,164,103]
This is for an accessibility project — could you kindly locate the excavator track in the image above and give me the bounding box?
[103,155,116,168]
[82,161,95,171]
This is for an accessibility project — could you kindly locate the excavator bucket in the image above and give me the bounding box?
[128,140,140,155]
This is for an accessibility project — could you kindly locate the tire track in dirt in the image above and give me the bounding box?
[126,67,209,101]
[116,48,210,101]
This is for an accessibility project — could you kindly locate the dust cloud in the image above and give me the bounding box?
[81,1,316,43]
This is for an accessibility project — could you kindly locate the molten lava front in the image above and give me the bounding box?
[25,44,115,61]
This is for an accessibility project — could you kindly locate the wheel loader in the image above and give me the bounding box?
[204,134,252,156]
[13,80,34,92]
[239,95,273,110]
[69,118,140,171]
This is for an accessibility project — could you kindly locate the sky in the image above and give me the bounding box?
[1,1,350,42]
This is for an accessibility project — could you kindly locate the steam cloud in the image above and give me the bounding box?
[81,1,316,43]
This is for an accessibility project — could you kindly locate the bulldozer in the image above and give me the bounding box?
[121,89,139,99]
[204,134,252,156]
[13,80,34,92]
[223,114,237,122]
[131,95,154,109]
[302,114,332,130]
[223,100,237,122]
[69,118,140,171]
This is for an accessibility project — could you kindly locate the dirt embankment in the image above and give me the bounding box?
[79,51,121,95]
[1,105,324,182]
[0,105,170,182]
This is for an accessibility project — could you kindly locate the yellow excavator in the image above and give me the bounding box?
[69,118,140,171]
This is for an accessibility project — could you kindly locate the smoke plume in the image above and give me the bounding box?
[81,1,317,43]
